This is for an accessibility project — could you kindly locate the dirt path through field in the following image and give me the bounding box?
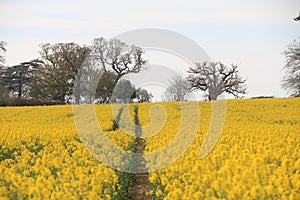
[129,106,152,200]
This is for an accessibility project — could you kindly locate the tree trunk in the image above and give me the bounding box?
[208,93,217,101]
[75,94,80,104]
[18,81,22,98]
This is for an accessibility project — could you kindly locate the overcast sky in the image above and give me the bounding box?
[1,0,300,100]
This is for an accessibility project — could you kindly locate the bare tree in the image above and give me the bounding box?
[294,12,300,22]
[0,41,7,98]
[282,39,300,97]
[0,41,6,67]
[74,58,103,104]
[187,62,246,100]
[91,37,146,84]
[162,75,190,101]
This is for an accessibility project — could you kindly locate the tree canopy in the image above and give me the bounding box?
[96,71,118,103]
[136,88,153,103]
[31,43,90,103]
[110,79,136,103]
[162,75,190,101]
[187,62,246,100]
[1,60,40,98]
[91,37,146,83]
[282,39,300,97]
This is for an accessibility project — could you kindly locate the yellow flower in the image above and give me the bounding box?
[0,98,299,199]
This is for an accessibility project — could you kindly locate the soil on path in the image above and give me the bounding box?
[129,137,152,200]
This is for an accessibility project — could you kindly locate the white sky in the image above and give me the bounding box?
[1,0,300,99]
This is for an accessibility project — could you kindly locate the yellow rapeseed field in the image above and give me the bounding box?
[139,98,299,200]
[0,104,135,200]
[0,98,299,199]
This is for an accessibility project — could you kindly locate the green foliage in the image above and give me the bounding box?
[96,71,118,103]
[31,43,90,103]
[0,97,63,106]
[136,88,153,103]
[111,79,136,103]
[0,60,40,98]
[1,37,147,105]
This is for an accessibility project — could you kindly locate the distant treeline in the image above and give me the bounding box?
[0,29,299,106]
[0,38,153,106]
